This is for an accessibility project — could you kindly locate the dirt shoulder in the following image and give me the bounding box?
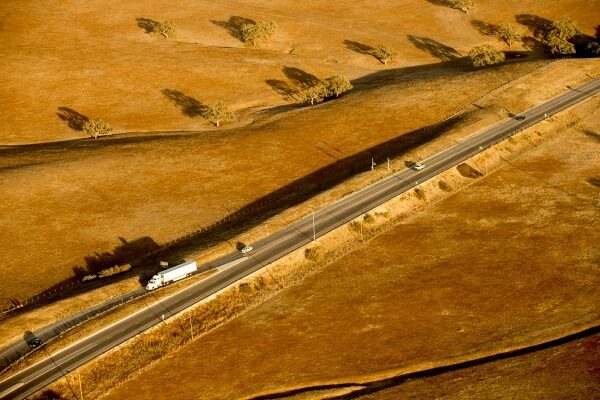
[102,92,600,399]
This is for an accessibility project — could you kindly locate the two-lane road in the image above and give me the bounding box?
[1,76,599,400]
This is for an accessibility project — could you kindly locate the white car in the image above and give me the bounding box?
[240,245,253,254]
[412,163,425,171]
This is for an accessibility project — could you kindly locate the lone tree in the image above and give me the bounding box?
[546,16,580,55]
[82,118,112,139]
[448,0,473,13]
[203,101,234,126]
[469,44,505,67]
[497,23,522,47]
[241,20,277,45]
[156,20,177,38]
[323,76,353,97]
[372,44,398,65]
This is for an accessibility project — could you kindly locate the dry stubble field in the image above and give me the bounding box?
[361,332,600,399]
[0,0,598,311]
[104,98,600,399]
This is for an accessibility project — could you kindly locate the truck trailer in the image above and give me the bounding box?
[146,261,197,290]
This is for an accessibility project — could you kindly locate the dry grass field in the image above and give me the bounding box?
[102,99,600,399]
[0,0,598,312]
[360,333,600,399]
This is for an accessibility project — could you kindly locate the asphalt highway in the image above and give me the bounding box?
[1,76,599,400]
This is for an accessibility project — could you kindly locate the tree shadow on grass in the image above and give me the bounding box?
[515,14,552,54]
[72,236,162,279]
[136,17,159,34]
[344,40,375,56]
[265,79,296,100]
[587,176,600,188]
[407,35,461,61]
[583,130,600,142]
[471,19,501,37]
[515,14,552,39]
[57,107,89,131]
[161,89,206,118]
[210,16,255,42]
[282,66,321,89]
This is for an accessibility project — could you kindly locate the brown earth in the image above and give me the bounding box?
[0,0,598,311]
[102,97,600,399]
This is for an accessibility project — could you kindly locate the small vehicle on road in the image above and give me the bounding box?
[515,115,526,120]
[27,338,42,349]
[412,163,425,171]
[240,245,253,255]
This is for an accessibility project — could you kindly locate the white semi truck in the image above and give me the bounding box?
[145,261,197,291]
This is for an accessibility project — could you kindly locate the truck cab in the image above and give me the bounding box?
[146,274,162,291]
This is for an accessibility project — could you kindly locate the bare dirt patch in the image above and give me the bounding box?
[101,98,599,400]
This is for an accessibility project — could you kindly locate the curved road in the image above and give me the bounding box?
[1,77,599,399]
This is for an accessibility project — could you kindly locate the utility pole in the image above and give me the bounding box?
[312,212,316,243]
[387,157,390,173]
[371,158,376,170]
[78,372,83,400]
[189,313,194,339]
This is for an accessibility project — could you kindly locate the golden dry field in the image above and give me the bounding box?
[0,0,598,312]
[102,98,600,399]
[360,333,600,399]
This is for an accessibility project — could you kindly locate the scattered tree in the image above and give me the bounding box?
[156,20,177,38]
[545,17,580,55]
[448,0,473,13]
[296,75,353,105]
[241,19,277,45]
[372,44,398,65]
[469,44,505,67]
[497,23,522,47]
[587,41,600,55]
[82,118,112,139]
[323,75,353,97]
[550,17,580,40]
[297,83,328,105]
[202,101,234,126]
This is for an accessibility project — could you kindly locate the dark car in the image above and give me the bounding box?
[27,337,42,349]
